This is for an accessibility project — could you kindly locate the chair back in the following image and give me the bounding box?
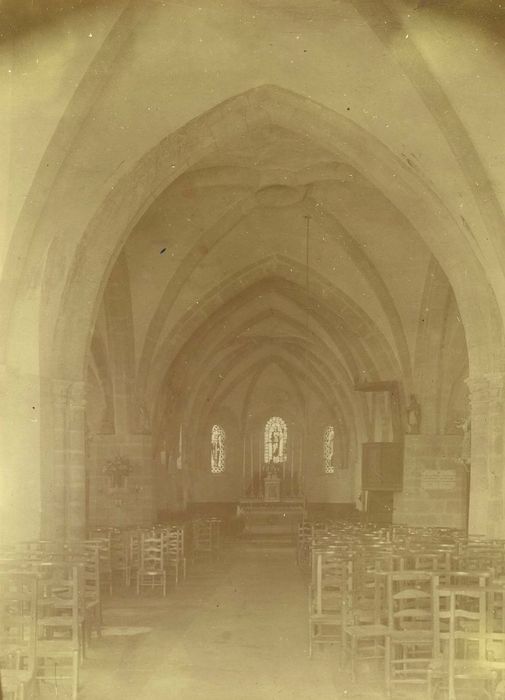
[139,532,165,573]
[0,572,37,677]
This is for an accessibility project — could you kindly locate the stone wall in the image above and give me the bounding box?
[86,433,155,530]
[189,468,242,503]
[393,434,467,530]
[304,471,354,503]
[187,466,354,504]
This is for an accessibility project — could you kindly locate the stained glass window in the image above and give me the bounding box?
[211,424,225,473]
[324,426,335,473]
[264,417,287,464]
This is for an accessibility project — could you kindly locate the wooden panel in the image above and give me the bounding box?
[366,491,394,524]
[362,442,403,491]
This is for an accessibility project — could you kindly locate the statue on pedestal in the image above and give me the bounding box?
[406,394,421,434]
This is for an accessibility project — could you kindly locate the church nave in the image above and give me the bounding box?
[79,544,342,700]
[2,1,505,698]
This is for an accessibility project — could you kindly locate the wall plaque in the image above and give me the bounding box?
[421,469,457,491]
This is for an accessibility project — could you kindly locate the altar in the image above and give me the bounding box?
[239,423,306,537]
[238,497,306,537]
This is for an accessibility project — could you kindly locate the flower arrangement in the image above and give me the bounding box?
[103,455,133,489]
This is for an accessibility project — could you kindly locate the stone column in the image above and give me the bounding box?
[0,366,42,543]
[42,379,70,540]
[467,371,505,538]
[42,379,87,541]
[66,381,87,540]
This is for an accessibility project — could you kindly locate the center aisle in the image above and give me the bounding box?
[79,544,343,699]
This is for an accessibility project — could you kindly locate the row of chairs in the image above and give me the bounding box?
[134,527,186,596]
[0,518,222,698]
[0,544,102,700]
[89,518,222,595]
[304,520,505,699]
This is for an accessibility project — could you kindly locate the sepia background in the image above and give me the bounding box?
[1,1,505,698]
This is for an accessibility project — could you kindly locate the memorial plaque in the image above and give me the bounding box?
[421,469,457,491]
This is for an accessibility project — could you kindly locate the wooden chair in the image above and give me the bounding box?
[136,531,167,596]
[61,542,102,648]
[351,547,394,623]
[18,541,66,561]
[128,529,142,587]
[110,529,131,587]
[297,522,314,570]
[78,544,102,647]
[163,527,186,585]
[35,562,82,700]
[309,550,352,657]
[342,569,389,682]
[191,520,213,563]
[0,572,38,700]
[385,570,435,697]
[412,548,454,573]
[428,584,505,700]
[90,537,113,595]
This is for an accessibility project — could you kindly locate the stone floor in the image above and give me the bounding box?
[78,543,387,700]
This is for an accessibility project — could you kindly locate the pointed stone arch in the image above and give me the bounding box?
[2,83,503,539]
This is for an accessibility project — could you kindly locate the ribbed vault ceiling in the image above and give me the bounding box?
[121,119,433,423]
[90,110,450,445]
[11,0,483,446]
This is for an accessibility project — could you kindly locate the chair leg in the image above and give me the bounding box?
[351,636,357,681]
[95,613,102,639]
[73,650,80,700]
[337,619,345,669]
[342,632,349,672]
[427,669,434,700]
[81,620,87,660]
[384,636,391,698]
